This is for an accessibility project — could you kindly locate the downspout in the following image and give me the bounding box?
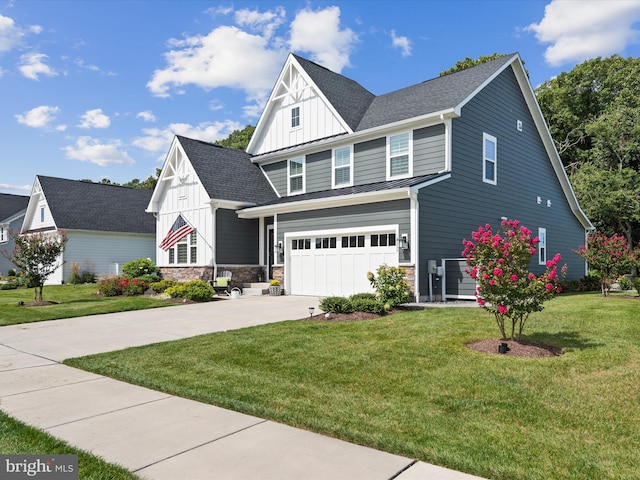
[210,202,219,283]
[409,190,420,302]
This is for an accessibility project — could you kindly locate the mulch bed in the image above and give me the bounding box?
[466,338,564,357]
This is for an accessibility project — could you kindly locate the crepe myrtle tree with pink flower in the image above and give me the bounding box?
[462,219,566,341]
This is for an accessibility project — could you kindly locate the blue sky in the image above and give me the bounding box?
[2,0,640,196]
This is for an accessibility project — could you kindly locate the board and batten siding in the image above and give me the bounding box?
[417,66,586,298]
[216,208,259,264]
[276,199,411,263]
[56,231,156,283]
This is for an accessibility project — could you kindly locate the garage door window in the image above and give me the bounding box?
[316,237,337,249]
[292,238,311,250]
[371,233,396,247]
[342,235,365,248]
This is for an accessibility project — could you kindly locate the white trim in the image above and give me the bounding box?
[482,133,497,185]
[386,131,413,180]
[410,172,452,191]
[332,145,353,188]
[287,156,305,196]
[410,191,419,300]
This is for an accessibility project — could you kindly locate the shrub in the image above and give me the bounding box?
[0,282,19,290]
[349,292,377,302]
[7,268,16,277]
[319,296,354,314]
[122,258,159,279]
[120,278,149,296]
[68,262,96,284]
[150,279,178,293]
[133,273,161,284]
[350,297,385,314]
[97,277,124,297]
[633,277,640,296]
[367,264,410,308]
[166,280,214,302]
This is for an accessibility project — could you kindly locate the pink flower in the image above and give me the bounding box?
[510,275,518,282]
[498,304,508,315]
[477,298,486,306]
[489,279,496,286]
[545,283,553,292]
[493,268,503,277]
[528,273,536,280]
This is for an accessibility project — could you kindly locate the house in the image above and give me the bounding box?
[21,176,156,284]
[150,53,592,301]
[0,193,30,275]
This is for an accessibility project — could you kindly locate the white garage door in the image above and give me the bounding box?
[288,232,399,297]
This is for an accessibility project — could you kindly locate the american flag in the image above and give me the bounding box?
[159,214,194,251]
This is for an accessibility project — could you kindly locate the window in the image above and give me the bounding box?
[371,233,396,247]
[291,106,300,128]
[169,231,197,264]
[483,133,497,184]
[341,235,365,248]
[0,225,5,243]
[291,238,311,250]
[288,157,305,195]
[538,228,546,265]
[333,146,352,187]
[387,132,412,179]
[40,207,45,223]
[315,237,337,249]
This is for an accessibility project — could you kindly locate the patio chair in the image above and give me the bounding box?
[212,270,233,296]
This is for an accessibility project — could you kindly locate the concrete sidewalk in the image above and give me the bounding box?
[0,295,486,480]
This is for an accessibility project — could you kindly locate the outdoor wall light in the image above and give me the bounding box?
[277,241,283,254]
[399,234,409,250]
[309,306,315,318]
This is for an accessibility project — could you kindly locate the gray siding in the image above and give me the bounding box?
[306,149,332,192]
[413,124,446,176]
[418,66,586,297]
[277,199,411,263]
[354,137,386,185]
[0,215,24,275]
[262,161,287,197]
[216,208,259,264]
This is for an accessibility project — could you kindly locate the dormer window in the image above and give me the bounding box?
[288,157,305,195]
[291,106,300,128]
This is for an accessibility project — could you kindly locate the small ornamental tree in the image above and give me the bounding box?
[462,219,566,340]
[2,230,68,302]
[574,231,634,296]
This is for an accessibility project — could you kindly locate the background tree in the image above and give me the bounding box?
[215,125,255,150]
[536,55,640,253]
[3,230,68,302]
[439,53,507,76]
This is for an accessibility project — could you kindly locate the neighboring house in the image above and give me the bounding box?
[22,176,156,284]
[150,52,592,301]
[0,193,30,275]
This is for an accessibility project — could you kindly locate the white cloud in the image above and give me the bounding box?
[132,120,242,156]
[0,14,23,53]
[289,6,357,73]
[78,108,110,129]
[29,24,43,35]
[63,136,135,166]
[147,23,284,100]
[15,105,60,128]
[137,111,156,122]
[235,6,286,38]
[391,30,411,57]
[18,52,58,80]
[0,183,32,193]
[528,0,640,66]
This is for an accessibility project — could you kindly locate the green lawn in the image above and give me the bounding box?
[0,284,176,326]
[0,411,140,479]
[65,293,640,480]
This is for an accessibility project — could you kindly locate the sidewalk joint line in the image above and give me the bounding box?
[388,460,418,480]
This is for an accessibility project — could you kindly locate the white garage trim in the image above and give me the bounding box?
[285,225,400,297]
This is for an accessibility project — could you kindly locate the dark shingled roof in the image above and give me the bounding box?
[254,173,447,207]
[0,193,29,221]
[36,176,154,234]
[292,54,376,132]
[176,136,278,205]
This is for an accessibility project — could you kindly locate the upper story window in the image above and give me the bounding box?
[538,228,546,265]
[0,225,6,243]
[387,132,412,180]
[291,106,300,128]
[288,157,305,195]
[40,207,45,223]
[333,146,352,188]
[483,133,497,185]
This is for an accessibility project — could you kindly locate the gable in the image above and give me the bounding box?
[247,54,366,156]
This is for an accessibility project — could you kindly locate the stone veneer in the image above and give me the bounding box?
[159,265,265,286]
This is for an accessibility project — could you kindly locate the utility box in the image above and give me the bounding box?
[428,260,438,274]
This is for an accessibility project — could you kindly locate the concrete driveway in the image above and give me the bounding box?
[0,295,486,480]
